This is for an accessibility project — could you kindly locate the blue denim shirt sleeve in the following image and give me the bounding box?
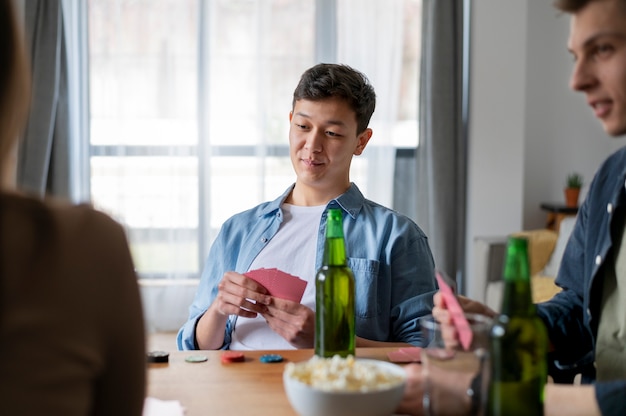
[537,198,594,367]
[177,193,286,350]
[595,380,626,416]
[388,235,437,345]
[176,219,240,350]
[537,147,626,384]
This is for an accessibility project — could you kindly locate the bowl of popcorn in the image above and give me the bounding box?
[283,355,406,416]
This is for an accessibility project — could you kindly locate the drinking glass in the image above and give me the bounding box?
[419,313,492,416]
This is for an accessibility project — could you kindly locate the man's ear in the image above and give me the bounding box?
[354,128,373,156]
[289,111,293,122]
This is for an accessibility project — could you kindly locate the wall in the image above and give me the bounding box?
[466,0,625,301]
[466,0,527,299]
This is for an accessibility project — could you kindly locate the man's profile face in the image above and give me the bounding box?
[568,0,626,136]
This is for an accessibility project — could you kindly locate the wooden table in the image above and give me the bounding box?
[148,347,401,416]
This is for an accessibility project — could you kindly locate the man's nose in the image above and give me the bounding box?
[304,130,323,152]
[570,60,595,92]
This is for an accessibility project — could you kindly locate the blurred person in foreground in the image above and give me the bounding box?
[177,63,437,351]
[397,0,626,415]
[0,1,146,414]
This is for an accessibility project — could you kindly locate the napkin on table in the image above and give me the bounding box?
[143,397,185,416]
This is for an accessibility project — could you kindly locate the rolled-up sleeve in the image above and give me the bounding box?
[596,380,626,416]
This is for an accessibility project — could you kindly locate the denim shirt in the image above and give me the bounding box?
[177,183,437,350]
[536,146,626,416]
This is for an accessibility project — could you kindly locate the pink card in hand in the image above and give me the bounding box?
[244,268,307,303]
[436,271,473,351]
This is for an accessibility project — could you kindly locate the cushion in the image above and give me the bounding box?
[511,229,558,276]
[486,276,561,312]
[541,216,577,278]
[532,275,562,303]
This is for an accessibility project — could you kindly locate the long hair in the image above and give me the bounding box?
[0,0,38,349]
[0,0,31,182]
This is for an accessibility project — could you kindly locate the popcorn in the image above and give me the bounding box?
[284,355,404,392]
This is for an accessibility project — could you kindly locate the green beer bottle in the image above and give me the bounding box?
[314,208,356,358]
[488,236,548,416]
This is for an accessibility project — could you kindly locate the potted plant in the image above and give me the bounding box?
[564,172,583,207]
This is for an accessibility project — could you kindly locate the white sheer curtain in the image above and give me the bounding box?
[337,0,405,207]
[87,0,203,332]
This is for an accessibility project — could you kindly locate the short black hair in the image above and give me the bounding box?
[554,0,626,13]
[0,0,31,167]
[554,0,591,12]
[292,63,376,134]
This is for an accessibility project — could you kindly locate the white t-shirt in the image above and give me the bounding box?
[229,203,324,350]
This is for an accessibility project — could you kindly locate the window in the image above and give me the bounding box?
[87,0,422,310]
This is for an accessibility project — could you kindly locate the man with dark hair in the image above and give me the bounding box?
[398,1,626,415]
[178,63,437,351]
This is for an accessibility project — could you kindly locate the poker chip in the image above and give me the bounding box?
[259,354,283,363]
[221,351,245,364]
[185,355,208,363]
[146,350,169,363]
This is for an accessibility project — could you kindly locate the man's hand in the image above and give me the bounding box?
[196,271,272,350]
[432,292,497,322]
[212,271,271,318]
[262,298,315,348]
[431,292,497,349]
[396,362,475,416]
[396,364,425,416]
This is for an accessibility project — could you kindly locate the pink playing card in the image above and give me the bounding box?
[244,268,307,303]
[436,271,473,351]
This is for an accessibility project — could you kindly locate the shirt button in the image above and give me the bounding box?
[261,237,268,243]
[595,255,602,265]
[587,308,592,317]
[607,203,613,214]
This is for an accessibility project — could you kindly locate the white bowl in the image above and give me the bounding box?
[283,356,406,416]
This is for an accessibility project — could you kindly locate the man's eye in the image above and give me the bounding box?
[593,44,613,59]
[326,131,340,137]
[295,124,308,129]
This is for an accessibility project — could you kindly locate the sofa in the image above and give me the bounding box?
[475,216,577,312]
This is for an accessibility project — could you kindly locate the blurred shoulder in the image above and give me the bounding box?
[1,191,127,245]
[47,195,125,235]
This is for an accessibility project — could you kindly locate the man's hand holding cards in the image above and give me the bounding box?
[436,270,473,351]
[244,268,307,303]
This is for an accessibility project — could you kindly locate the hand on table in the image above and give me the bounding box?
[396,364,425,416]
[396,363,474,416]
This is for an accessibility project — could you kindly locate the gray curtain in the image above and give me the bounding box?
[18,0,71,199]
[394,0,468,292]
